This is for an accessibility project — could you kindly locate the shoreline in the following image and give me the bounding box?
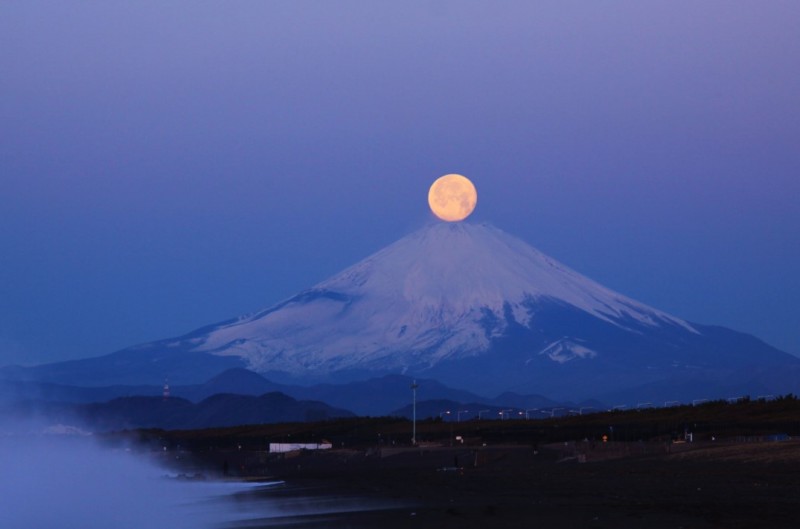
[206,441,800,528]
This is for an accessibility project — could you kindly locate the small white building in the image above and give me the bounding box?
[269,442,332,453]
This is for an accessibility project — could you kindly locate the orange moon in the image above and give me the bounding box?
[428,174,477,222]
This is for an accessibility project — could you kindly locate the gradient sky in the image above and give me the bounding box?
[1,1,799,366]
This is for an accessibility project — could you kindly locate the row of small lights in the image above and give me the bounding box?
[436,395,777,421]
[437,408,585,421]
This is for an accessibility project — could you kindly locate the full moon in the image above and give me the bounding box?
[428,174,478,222]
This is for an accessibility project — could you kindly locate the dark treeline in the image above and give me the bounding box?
[106,395,800,451]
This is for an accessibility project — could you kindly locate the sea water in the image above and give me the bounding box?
[0,429,281,529]
[0,427,396,528]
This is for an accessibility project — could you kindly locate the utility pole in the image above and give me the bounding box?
[411,380,419,445]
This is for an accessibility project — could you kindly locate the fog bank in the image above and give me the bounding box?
[0,428,261,529]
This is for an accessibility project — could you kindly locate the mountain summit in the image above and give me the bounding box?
[6,222,798,401]
[194,222,695,373]
[173,222,796,399]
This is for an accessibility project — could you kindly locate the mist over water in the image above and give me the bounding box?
[0,419,400,528]
[0,423,267,529]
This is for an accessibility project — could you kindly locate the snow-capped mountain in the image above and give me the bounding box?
[191,222,695,372]
[152,222,796,398]
[5,222,798,401]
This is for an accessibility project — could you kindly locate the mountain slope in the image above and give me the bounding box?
[177,222,795,399]
[5,221,798,401]
[187,223,703,377]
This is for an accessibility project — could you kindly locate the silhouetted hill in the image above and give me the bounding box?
[285,374,487,416]
[173,368,284,402]
[1,368,611,420]
[0,369,507,416]
[6,391,354,431]
[186,392,349,428]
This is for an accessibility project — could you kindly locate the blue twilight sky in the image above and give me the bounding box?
[1,1,799,366]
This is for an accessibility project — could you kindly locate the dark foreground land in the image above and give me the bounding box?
[224,442,800,528]
[112,400,800,528]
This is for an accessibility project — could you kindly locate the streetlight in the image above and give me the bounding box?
[457,410,470,422]
[477,409,490,420]
[524,408,538,420]
[411,380,418,445]
[439,410,451,420]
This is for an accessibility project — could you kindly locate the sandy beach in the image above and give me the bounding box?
[184,440,800,528]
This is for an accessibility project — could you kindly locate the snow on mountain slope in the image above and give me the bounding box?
[7,220,797,400]
[537,339,598,364]
[190,222,696,376]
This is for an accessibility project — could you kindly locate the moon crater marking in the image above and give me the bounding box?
[428,174,477,222]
